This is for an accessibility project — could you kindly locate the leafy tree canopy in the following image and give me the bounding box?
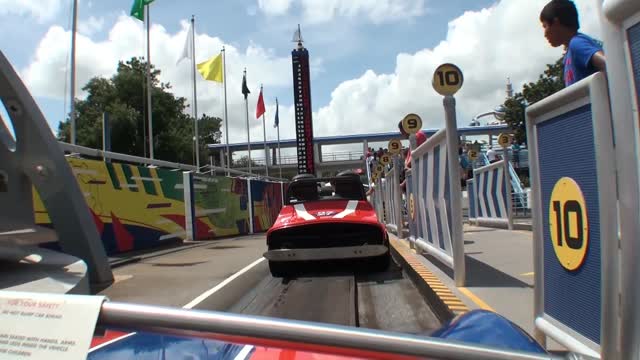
[503,57,564,144]
[58,57,222,165]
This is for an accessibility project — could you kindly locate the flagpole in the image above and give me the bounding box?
[222,47,230,176]
[260,85,269,177]
[70,0,78,145]
[277,122,282,179]
[146,3,154,159]
[190,15,199,171]
[244,68,252,174]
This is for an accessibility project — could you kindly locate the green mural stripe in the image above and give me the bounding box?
[157,168,184,201]
[106,163,121,190]
[120,165,139,192]
[137,166,157,195]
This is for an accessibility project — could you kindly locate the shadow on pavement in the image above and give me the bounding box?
[422,253,532,288]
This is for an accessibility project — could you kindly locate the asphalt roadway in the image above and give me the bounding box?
[99,234,441,335]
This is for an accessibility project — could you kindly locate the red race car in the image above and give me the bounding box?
[263,172,391,277]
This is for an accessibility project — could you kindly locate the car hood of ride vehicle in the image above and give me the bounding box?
[88,310,547,359]
[268,200,380,232]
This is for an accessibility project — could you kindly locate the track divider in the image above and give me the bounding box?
[389,237,469,322]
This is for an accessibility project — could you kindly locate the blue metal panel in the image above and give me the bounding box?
[468,179,476,219]
[482,171,490,218]
[491,168,502,218]
[444,149,453,246]
[629,23,640,113]
[433,145,445,249]
[420,153,432,244]
[501,168,508,217]
[537,104,601,345]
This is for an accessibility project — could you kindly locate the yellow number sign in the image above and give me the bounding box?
[468,149,478,161]
[498,133,511,148]
[409,193,416,221]
[380,153,391,165]
[432,63,464,96]
[388,139,402,155]
[401,114,422,135]
[549,177,589,271]
[375,164,384,174]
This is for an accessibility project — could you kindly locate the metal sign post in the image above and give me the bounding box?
[498,133,513,230]
[401,114,422,250]
[432,63,465,287]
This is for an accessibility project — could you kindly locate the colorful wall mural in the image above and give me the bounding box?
[33,157,286,255]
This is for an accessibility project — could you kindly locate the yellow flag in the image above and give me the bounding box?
[196,53,223,82]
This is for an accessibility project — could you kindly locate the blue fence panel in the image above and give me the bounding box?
[537,104,601,345]
[474,162,508,225]
[629,23,640,111]
[467,179,476,220]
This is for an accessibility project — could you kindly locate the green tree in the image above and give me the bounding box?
[233,156,260,168]
[57,57,222,165]
[503,57,564,144]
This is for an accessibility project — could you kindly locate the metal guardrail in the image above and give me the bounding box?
[59,142,286,182]
[97,301,566,360]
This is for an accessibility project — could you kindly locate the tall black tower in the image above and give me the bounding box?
[291,25,315,175]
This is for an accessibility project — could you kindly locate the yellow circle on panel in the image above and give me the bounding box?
[548,177,589,271]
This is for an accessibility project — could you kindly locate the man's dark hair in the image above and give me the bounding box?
[540,0,579,30]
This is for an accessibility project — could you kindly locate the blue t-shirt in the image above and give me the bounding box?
[563,33,603,87]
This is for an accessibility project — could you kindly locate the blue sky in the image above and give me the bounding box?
[0,0,602,154]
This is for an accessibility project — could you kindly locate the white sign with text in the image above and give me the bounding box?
[0,291,105,360]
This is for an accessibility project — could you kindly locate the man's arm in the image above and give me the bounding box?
[591,51,606,72]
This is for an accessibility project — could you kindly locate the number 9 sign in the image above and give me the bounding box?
[432,63,464,96]
[401,114,422,135]
[388,139,402,155]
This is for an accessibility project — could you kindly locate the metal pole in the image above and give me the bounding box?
[222,47,230,176]
[409,133,417,250]
[191,16,199,171]
[277,123,282,179]
[443,95,466,287]
[146,4,154,159]
[262,112,269,177]
[503,149,513,230]
[393,155,404,237]
[209,155,213,176]
[244,69,252,174]
[70,0,77,145]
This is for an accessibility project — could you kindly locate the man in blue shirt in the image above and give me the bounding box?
[540,0,606,87]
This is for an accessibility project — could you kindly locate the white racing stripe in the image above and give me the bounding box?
[182,257,266,309]
[333,200,358,218]
[294,204,316,220]
[89,332,137,353]
[233,345,255,360]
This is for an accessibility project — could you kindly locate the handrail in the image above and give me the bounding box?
[59,142,287,182]
[98,301,566,360]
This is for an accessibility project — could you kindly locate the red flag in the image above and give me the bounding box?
[256,88,265,119]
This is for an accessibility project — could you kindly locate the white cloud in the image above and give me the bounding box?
[300,0,426,24]
[0,0,63,23]
[78,16,105,36]
[257,0,294,16]
[256,0,426,24]
[310,0,601,137]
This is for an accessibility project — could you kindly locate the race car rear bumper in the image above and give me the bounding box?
[263,245,388,262]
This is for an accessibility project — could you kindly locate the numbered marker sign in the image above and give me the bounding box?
[498,133,511,148]
[402,114,422,135]
[433,63,464,96]
[388,139,402,154]
[409,193,416,221]
[549,177,589,271]
[380,153,391,165]
[468,149,478,161]
[375,164,384,174]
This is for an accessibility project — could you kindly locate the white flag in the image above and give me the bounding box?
[177,22,193,65]
[292,27,303,43]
